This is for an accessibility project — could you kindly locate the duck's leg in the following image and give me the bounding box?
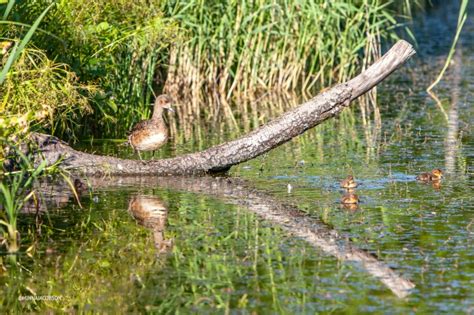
[137,151,146,164]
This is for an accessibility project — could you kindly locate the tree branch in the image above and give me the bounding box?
[30,40,415,176]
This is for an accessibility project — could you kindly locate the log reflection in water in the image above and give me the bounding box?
[128,195,173,254]
[91,176,415,298]
[445,49,462,175]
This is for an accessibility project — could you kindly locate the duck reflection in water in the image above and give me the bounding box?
[128,195,173,254]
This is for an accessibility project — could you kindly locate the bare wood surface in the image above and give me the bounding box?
[29,40,415,176]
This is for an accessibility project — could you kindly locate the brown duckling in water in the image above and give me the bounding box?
[340,175,358,189]
[341,192,359,204]
[129,95,174,161]
[416,169,443,182]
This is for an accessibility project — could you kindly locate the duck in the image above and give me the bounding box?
[129,95,174,161]
[341,193,359,204]
[416,169,443,182]
[340,175,358,189]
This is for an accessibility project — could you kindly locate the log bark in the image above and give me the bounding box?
[31,40,415,176]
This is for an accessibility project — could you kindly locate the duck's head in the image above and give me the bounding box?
[155,94,174,112]
[431,169,443,179]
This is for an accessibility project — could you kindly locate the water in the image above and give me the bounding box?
[1,1,474,313]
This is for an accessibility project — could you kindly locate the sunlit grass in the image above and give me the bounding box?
[161,0,402,127]
[9,0,178,139]
[0,48,96,141]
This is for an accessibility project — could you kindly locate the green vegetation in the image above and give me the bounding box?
[427,0,469,92]
[0,0,410,253]
[161,0,399,121]
[2,0,408,139]
[9,0,178,138]
[0,1,95,143]
[0,144,58,252]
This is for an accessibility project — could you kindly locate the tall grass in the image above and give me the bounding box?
[0,1,96,142]
[161,0,401,130]
[0,1,88,252]
[0,48,96,142]
[4,1,410,140]
[11,0,178,138]
[0,143,49,253]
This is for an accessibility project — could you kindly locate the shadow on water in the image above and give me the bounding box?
[1,0,474,313]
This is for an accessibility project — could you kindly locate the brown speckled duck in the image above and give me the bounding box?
[340,175,358,189]
[129,95,173,161]
[416,169,443,182]
[341,193,359,204]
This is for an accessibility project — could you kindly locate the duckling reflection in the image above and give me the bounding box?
[128,195,173,254]
[341,192,359,205]
[431,180,441,190]
[341,203,359,212]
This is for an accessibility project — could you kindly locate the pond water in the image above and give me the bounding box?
[1,1,473,313]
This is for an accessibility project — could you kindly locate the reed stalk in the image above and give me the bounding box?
[427,0,469,92]
[161,0,402,134]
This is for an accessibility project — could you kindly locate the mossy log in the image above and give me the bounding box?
[30,40,415,176]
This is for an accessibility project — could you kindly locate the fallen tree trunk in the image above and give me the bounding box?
[31,40,415,176]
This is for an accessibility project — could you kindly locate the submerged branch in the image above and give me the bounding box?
[29,40,415,176]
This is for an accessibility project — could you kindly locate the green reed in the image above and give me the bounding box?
[1,1,96,142]
[8,0,406,139]
[160,0,401,125]
[427,0,469,92]
[0,144,48,252]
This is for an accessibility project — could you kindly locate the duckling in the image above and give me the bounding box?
[340,175,358,189]
[416,169,443,182]
[1,41,13,55]
[129,95,174,161]
[341,193,359,204]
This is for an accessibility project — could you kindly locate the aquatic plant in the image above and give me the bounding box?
[0,1,96,142]
[0,144,48,252]
[427,0,469,92]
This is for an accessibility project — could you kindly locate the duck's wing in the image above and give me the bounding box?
[130,120,152,134]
